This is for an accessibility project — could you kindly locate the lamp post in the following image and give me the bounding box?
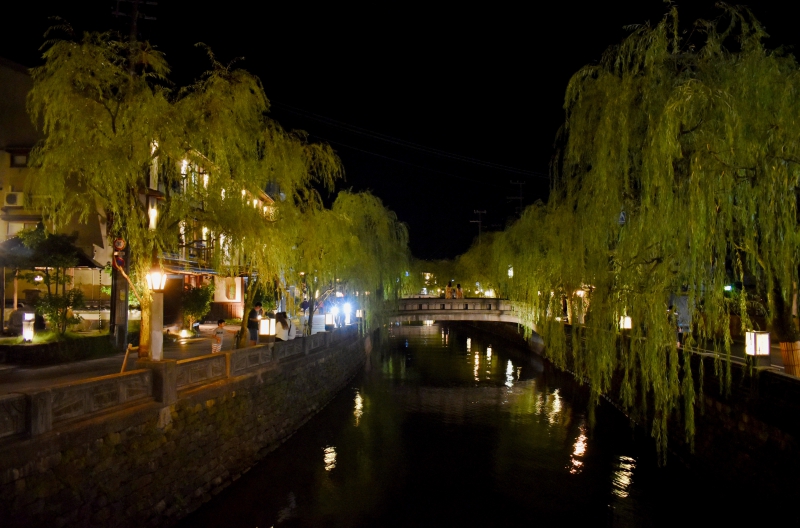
[146,265,167,360]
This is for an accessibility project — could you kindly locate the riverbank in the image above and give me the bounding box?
[459,320,800,510]
[0,326,372,527]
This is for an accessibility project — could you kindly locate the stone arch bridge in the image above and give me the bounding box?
[390,298,536,330]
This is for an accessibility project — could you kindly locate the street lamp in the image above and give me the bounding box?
[146,265,167,361]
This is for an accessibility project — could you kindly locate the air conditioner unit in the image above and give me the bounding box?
[4,192,24,207]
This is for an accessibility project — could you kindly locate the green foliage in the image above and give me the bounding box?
[452,5,800,458]
[36,288,85,335]
[26,26,410,346]
[181,284,215,327]
[9,224,87,335]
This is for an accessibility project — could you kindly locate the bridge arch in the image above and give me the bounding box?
[390,298,541,339]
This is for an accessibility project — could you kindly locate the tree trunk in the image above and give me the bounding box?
[772,279,800,376]
[780,342,800,376]
[307,300,316,336]
[236,274,257,349]
[138,292,151,358]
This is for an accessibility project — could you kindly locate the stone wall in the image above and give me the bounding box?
[668,353,800,494]
[0,326,371,527]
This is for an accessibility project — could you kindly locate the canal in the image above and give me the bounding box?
[178,323,758,527]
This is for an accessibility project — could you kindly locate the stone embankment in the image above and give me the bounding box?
[0,325,371,527]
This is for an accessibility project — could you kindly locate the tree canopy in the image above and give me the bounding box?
[26,26,407,349]
[452,4,800,456]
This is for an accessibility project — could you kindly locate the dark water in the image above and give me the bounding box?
[178,323,762,527]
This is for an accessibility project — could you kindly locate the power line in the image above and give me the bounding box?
[274,101,548,179]
[470,210,487,244]
[507,180,526,217]
[310,134,485,185]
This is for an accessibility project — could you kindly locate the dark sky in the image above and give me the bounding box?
[1,1,796,259]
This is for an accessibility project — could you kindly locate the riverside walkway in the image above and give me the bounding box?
[0,324,242,394]
[390,297,788,372]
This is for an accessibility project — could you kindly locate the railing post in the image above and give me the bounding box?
[135,359,177,405]
[225,351,233,378]
[28,389,52,436]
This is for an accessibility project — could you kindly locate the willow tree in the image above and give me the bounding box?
[331,191,410,329]
[521,4,800,454]
[455,232,503,297]
[27,28,280,355]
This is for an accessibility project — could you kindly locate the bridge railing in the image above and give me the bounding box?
[398,299,515,312]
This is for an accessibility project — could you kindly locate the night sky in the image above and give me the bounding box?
[1,1,796,259]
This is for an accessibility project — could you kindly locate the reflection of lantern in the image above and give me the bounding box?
[259,317,276,336]
[746,331,770,366]
[619,316,632,330]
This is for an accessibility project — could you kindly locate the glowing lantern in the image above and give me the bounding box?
[746,331,770,366]
[260,316,276,336]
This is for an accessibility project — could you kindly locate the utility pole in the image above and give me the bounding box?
[107,0,156,351]
[470,210,487,244]
[507,180,526,218]
[111,0,157,40]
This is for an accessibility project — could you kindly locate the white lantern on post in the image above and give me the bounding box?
[619,316,632,330]
[145,266,167,361]
[22,312,35,342]
[745,331,771,367]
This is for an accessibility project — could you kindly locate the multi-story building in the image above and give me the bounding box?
[0,57,110,324]
[1,57,278,330]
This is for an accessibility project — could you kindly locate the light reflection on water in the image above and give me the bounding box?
[570,422,588,475]
[612,456,636,498]
[179,323,732,528]
[353,390,364,426]
[323,446,337,472]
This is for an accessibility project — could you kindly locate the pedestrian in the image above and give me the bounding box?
[211,319,235,353]
[247,302,263,346]
[456,283,464,299]
[445,281,453,299]
[275,312,297,341]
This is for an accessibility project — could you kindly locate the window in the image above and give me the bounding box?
[10,154,28,167]
[6,221,37,238]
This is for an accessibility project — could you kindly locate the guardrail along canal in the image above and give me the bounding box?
[179,323,743,527]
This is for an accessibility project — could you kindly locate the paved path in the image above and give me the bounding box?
[0,324,245,394]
